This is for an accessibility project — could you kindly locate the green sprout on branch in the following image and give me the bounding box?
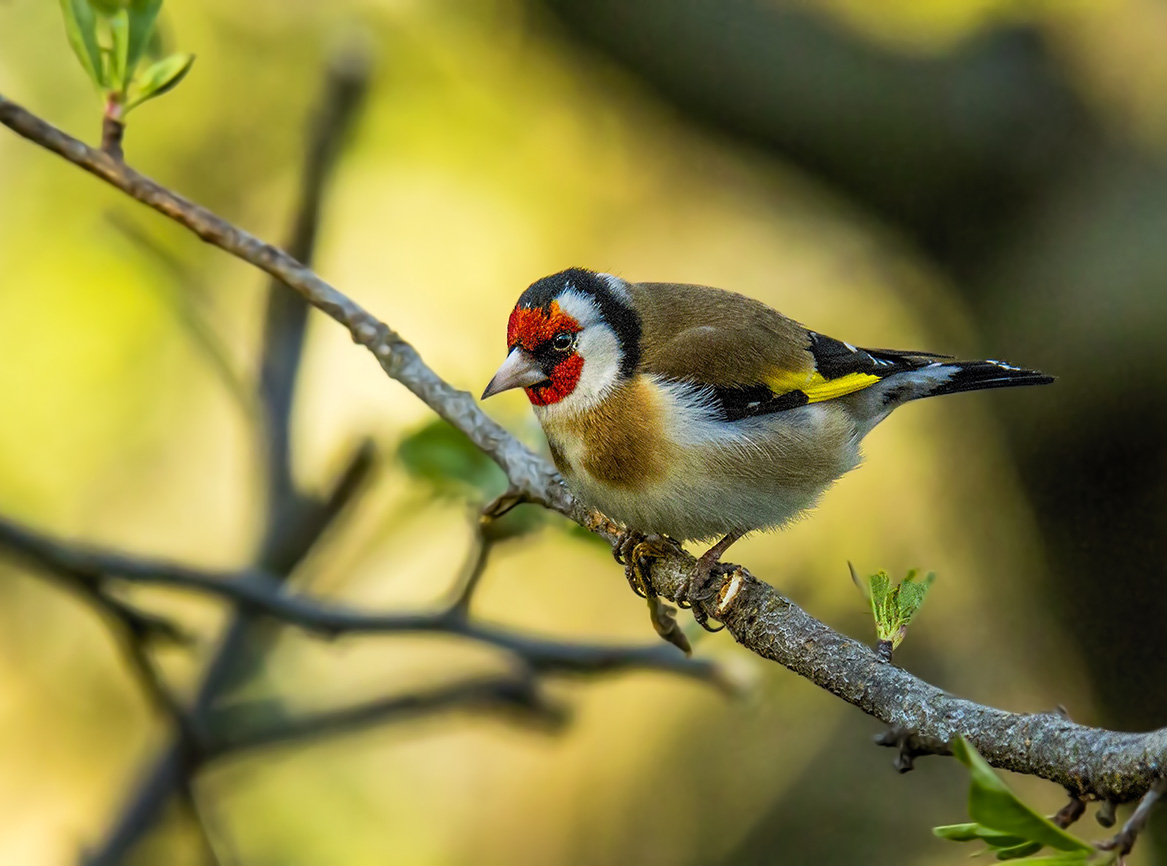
[851,566,934,661]
[58,0,194,156]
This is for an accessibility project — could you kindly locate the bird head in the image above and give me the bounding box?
[482,268,641,415]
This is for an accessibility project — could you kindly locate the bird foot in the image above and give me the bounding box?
[678,554,736,632]
[613,532,691,653]
[613,531,682,598]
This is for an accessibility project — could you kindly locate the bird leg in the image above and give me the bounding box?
[682,530,746,632]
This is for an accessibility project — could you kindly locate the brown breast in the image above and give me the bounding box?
[547,377,672,490]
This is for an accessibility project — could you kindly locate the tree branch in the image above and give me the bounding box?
[2,88,1165,815]
[258,45,369,525]
[0,513,722,686]
[207,675,566,759]
[666,561,1167,804]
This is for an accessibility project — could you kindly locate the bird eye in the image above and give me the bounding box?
[552,332,574,352]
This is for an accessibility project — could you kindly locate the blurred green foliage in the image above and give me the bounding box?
[397,418,606,545]
[397,419,507,501]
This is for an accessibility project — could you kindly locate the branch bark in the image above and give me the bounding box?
[2,89,1165,813]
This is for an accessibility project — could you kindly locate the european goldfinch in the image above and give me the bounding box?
[482,268,1051,610]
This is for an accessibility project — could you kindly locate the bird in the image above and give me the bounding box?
[481,267,1051,624]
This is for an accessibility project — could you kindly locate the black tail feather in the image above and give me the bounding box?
[924,361,1054,398]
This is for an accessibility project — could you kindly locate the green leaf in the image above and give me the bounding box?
[88,0,129,12]
[107,8,131,92]
[125,0,163,77]
[59,0,106,88]
[996,841,1046,860]
[867,570,890,606]
[933,823,1031,848]
[397,419,506,499]
[897,570,935,621]
[124,52,195,111]
[952,737,1094,854]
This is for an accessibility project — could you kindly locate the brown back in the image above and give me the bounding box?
[627,282,813,386]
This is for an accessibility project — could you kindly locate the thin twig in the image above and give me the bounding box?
[85,748,189,866]
[208,675,566,759]
[1053,794,1087,829]
[101,98,123,160]
[445,523,495,619]
[1097,777,1167,858]
[872,726,952,773]
[0,514,720,685]
[6,535,196,734]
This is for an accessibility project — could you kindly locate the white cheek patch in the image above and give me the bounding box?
[570,326,623,406]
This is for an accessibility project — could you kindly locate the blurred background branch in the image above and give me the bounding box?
[83,48,379,863]
[0,512,722,680]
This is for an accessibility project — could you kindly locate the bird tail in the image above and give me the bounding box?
[843,353,1052,433]
[914,359,1054,398]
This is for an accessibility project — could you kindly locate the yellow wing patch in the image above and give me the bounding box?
[765,370,882,404]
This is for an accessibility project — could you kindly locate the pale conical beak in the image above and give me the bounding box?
[481,349,548,399]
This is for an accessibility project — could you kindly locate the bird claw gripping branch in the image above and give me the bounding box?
[613,530,680,599]
[679,559,735,633]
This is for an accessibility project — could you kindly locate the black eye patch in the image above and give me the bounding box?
[531,335,575,373]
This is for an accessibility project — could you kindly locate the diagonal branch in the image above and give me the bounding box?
[0,91,564,514]
[3,90,1166,813]
[632,556,1167,805]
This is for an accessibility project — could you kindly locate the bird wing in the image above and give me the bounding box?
[627,282,941,421]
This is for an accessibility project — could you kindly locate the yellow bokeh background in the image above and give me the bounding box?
[1,0,1161,864]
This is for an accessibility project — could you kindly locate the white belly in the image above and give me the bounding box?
[559,400,863,541]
